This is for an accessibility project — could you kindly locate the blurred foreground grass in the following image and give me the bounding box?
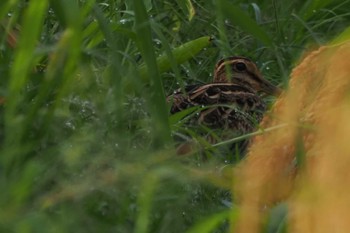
[234,38,350,233]
[1,1,350,232]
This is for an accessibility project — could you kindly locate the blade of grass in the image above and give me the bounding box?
[168,105,201,127]
[218,0,273,47]
[49,0,81,28]
[32,1,82,121]
[300,0,344,20]
[185,210,230,233]
[211,123,288,149]
[250,3,262,24]
[4,0,49,168]
[150,21,185,89]
[137,36,212,82]
[215,0,231,57]
[5,1,84,171]
[92,3,128,129]
[134,173,160,233]
[176,0,196,22]
[291,13,322,45]
[133,0,171,147]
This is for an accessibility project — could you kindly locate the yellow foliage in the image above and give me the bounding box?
[233,41,350,233]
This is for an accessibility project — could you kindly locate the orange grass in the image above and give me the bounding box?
[233,41,350,233]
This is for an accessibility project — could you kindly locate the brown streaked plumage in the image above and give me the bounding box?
[168,56,282,157]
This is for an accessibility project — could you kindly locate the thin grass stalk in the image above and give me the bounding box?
[214,0,230,57]
[132,0,171,148]
[3,0,49,170]
[92,3,126,129]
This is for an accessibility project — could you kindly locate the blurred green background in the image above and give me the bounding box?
[0,0,349,232]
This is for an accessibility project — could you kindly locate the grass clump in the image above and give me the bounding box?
[1,0,350,232]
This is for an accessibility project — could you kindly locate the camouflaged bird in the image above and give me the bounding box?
[167,56,282,157]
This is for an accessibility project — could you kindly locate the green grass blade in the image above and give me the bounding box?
[133,0,171,147]
[291,13,322,45]
[138,36,212,82]
[4,0,49,163]
[215,0,231,56]
[134,173,160,233]
[250,3,262,24]
[218,0,273,46]
[7,0,48,105]
[176,0,196,21]
[27,1,83,128]
[49,0,81,28]
[168,106,201,127]
[185,210,230,233]
[301,0,344,20]
[91,3,127,128]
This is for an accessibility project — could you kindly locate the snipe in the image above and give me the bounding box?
[167,56,282,158]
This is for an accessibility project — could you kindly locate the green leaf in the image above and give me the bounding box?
[138,36,212,82]
[133,0,171,147]
[218,0,273,46]
[186,210,230,233]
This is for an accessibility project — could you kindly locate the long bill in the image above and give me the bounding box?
[260,79,283,97]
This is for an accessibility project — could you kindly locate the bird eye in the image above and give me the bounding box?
[235,62,246,71]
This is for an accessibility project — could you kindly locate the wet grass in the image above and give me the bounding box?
[0,0,349,232]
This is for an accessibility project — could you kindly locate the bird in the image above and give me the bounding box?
[167,56,282,159]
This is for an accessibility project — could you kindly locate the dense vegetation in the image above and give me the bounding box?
[1,0,349,232]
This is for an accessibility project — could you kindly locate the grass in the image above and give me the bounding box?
[1,0,350,232]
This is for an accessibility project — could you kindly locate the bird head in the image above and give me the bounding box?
[213,56,282,96]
